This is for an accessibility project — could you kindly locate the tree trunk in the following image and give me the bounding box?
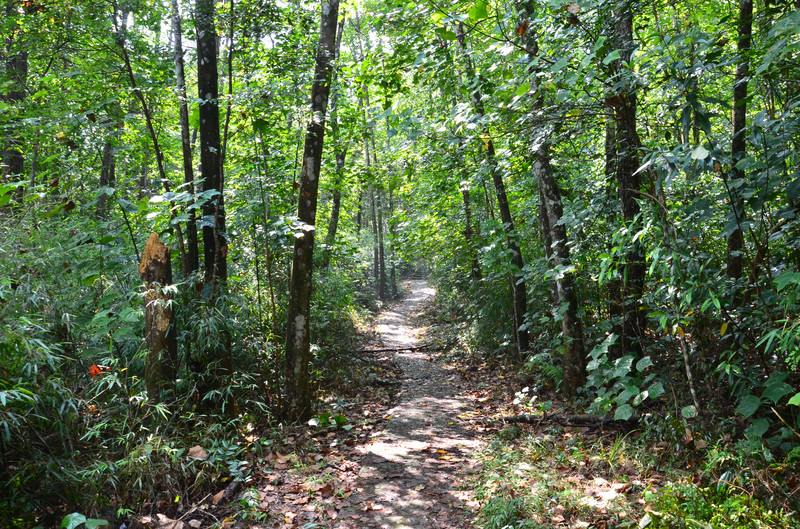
[726,0,752,281]
[613,4,645,358]
[389,190,399,298]
[284,0,340,421]
[1,2,27,201]
[139,233,178,402]
[321,18,347,269]
[377,188,388,300]
[534,146,586,396]
[459,142,481,281]
[456,22,529,355]
[97,141,115,219]
[370,187,379,286]
[196,0,227,288]
[172,0,199,276]
[322,148,346,268]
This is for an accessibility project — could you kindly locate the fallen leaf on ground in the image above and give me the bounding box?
[187,445,207,460]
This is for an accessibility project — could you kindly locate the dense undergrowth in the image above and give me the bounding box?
[0,213,382,528]
[421,285,800,529]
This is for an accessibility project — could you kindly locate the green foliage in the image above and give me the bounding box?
[61,513,110,529]
[585,335,665,420]
[643,483,797,529]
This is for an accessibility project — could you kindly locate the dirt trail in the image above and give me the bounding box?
[334,279,482,529]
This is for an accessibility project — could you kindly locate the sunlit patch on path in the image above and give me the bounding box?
[334,280,482,529]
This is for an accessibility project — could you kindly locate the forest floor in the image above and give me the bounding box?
[171,279,488,529]
[140,280,799,529]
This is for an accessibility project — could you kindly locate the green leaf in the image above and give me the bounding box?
[253,118,269,134]
[616,385,640,405]
[691,145,709,160]
[515,84,530,96]
[681,405,698,419]
[635,356,653,372]
[788,393,800,406]
[117,198,139,214]
[62,513,87,529]
[612,355,634,379]
[774,271,800,292]
[615,404,634,421]
[735,395,761,418]
[647,382,665,399]
[744,418,769,441]
[763,381,794,404]
[85,520,110,529]
[602,49,621,65]
[468,0,488,20]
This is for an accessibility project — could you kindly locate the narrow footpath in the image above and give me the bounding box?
[334,279,483,529]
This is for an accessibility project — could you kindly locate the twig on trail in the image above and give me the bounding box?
[502,412,642,430]
[177,494,211,521]
[356,343,433,354]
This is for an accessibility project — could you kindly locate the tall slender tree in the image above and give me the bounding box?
[612,2,645,358]
[726,0,753,281]
[456,22,529,355]
[196,0,227,288]
[1,0,28,200]
[284,0,340,421]
[172,0,199,275]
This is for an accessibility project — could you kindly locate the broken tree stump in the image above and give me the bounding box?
[139,232,177,401]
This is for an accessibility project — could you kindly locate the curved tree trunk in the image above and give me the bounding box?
[284,0,340,421]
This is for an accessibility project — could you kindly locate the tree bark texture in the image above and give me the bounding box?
[196,0,227,287]
[613,4,645,358]
[726,0,752,281]
[172,0,199,276]
[284,0,340,421]
[322,148,346,268]
[139,233,178,401]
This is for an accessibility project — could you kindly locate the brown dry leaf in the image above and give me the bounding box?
[187,520,201,529]
[683,428,694,443]
[156,513,184,529]
[317,483,334,498]
[566,2,580,14]
[212,489,225,505]
[612,482,632,493]
[187,445,207,460]
[326,507,338,519]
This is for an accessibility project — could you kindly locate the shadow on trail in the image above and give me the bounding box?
[334,280,482,529]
